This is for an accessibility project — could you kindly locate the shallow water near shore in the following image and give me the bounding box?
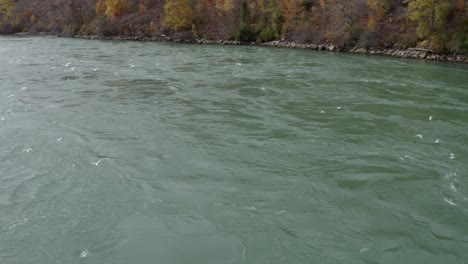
[1,36,468,263]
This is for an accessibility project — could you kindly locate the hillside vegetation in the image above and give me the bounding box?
[1,0,467,53]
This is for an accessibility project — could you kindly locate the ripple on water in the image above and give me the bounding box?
[1,37,468,264]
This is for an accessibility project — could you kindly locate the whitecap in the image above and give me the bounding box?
[449,181,457,192]
[444,197,457,206]
[429,116,433,121]
[435,138,440,144]
[415,134,423,139]
[449,153,455,159]
[274,210,287,215]
[444,172,457,179]
[7,218,28,230]
[80,249,89,258]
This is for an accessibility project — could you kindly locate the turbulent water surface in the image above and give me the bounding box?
[1,36,468,264]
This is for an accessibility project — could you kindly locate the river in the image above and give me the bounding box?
[1,36,467,263]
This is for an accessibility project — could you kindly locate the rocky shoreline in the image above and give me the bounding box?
[68,34,468,63]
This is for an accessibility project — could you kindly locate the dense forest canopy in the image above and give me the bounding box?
[0,0,467,53]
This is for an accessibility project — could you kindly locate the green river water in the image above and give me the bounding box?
[1,36,468,263]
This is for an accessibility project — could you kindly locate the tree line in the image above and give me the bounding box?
[0,0,467,53]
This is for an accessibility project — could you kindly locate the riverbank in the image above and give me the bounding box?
[62,33,468,64]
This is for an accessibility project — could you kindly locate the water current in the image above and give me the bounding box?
[1,36,468,263]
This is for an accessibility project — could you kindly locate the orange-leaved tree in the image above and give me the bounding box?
[105,0,129,18]
[457,0,465,11]
[96,0,106,16]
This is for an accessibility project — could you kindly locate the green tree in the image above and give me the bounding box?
[367,0,387,30]
[163,0,193,31]
[241,0,250,25]
[0,0,15,16]
[409,0,454,39]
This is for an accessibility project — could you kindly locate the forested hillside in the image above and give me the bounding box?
[1,0,467,53]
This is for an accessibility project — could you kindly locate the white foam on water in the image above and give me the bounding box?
[403,155,415,160]
[23,148,33,153]
[444,197,457,206]
[56,137,63,141]
[449,181,457,192]
[444,172,456,179]
[360,248,369,253]
[7,218,28,230]
[64,62,71,67]
[320,110,325,114]
[449,153,455,159]
[274,210,287,215]
[415,134,423,139]
[80,249,89,258]
[336,106,342,109]
[429,116,433,121]
[435,138,440,144]
[236,63,242,66]
[441,172,467,206]
[129,64,135,68]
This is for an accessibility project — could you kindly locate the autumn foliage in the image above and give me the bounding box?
[0,0,467,53]
[163,0,193,31]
